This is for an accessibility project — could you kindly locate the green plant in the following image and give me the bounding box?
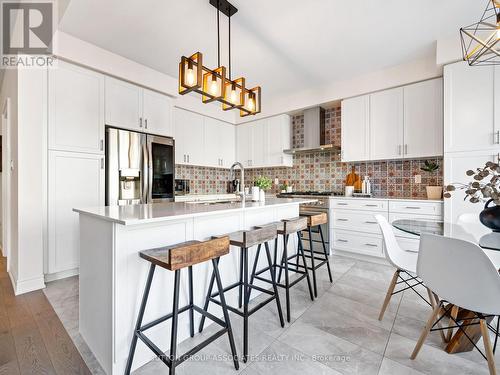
[255,176,272,191]
[421,160,440,173]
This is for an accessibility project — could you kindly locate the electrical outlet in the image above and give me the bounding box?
[274,178,279,185]
[414,174,422,184]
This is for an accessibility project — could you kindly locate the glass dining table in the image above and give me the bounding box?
[392,219,500,265]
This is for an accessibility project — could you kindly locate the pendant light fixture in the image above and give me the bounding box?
[178,0,261,116]
[460,0,500,66]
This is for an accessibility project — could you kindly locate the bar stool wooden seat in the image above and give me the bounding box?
[251,217,315,323]
[125,237,239,375]
[298,210,333,297]
[199,224,284,363]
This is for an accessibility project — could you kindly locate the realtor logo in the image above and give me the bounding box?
[2,1,53,55]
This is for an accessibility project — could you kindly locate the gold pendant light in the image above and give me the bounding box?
[460,0,500,66]
[178,0,261,116]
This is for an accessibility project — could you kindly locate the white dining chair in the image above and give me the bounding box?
[375,215,436,321]
[411,233,500,375]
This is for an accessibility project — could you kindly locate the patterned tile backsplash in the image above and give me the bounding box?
[176,106,444,199]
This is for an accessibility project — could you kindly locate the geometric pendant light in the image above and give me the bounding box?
[178,0,261,116]
[460,0,500,66]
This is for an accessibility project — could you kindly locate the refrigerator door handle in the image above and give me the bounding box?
[142,140,149,204]
[147,138,153,203]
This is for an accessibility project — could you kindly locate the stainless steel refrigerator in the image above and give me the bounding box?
[106,127,175,205]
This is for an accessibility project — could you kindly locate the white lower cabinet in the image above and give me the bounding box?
[48,151,105,275]
[331,198,443,259]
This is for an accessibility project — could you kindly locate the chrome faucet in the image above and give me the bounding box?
[230,162,245,201]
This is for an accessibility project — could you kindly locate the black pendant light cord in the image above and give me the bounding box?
[229,15,232,80]
[217,0,221,67]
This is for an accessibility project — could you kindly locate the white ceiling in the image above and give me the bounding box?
[58,0,480,101]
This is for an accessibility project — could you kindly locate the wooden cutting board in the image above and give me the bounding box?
[345,166,362,190]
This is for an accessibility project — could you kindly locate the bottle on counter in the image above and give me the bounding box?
[362,176,371,195]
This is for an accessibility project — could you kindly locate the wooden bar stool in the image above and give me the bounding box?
[298,210,333,297]
[125,237,239,375]
[252,217,315,323]
[198,224,284,363]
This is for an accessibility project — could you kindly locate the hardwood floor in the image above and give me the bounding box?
[0,256,91,375]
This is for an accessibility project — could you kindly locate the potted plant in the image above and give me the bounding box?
[445,161,500,232]
[255,176,272,202]
[421,160,442,200]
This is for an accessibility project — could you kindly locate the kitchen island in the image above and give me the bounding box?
[74,198,313,374]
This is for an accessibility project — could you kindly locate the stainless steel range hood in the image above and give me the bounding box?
[283,107,340,154]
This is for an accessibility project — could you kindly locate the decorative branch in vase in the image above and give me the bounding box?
[444,161,500,232]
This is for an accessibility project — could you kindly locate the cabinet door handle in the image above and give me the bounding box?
[398,145,402,155]
[364,243,378,247]
[100,139,104,151]
[337,218,349,222]
[404,144,408,155]
[221,158,223,166]
[183,154,186,163]
[145,118,148,129]
[139,117,143,127]
[337,203,349,206]
[187,154,190,163]
[365,204,378,207]
[365,221,377,224]
[100,158,104,169]
[496,131,500,144]
[405,206,421,210]
[337,239,348,243]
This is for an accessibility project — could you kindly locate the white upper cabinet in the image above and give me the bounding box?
[341,95,370,162]
[341,78,443,162]
[267,115,293,167]
[236,115,293,168]
[370,87,404,160]
[105,77,143,131]
[404,78,443,158]
[204,117,236,168]
[444,62,498,153]
[236,123,254,168]
[173,107,205,166]
[105,77,173,136]
[142,89,173,136]
[48,61,104,154]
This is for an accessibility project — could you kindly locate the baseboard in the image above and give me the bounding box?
[44,267,79,283]
[9,272,46,295]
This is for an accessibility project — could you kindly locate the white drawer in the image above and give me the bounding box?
[333,229,384,258]
[396,236,420,253]
[331,199,387,212]
[389,201,443,216]
[332,210,387,234]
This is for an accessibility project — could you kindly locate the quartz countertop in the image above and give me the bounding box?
[73,198,315,226]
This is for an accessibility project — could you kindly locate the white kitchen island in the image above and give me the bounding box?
[74,198,313,374]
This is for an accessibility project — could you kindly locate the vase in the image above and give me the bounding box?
[259,190,266,202]
[426,186,442,200]
[251,187,260,201]
[480,199,500,232]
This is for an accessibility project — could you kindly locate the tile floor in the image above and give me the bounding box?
[44,255,497,375]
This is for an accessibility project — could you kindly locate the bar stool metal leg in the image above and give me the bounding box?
[169,269,181,375]
[198,257,220,333]
[264,242,285,328]
[243,247,249,363]
[283,234,291,322]
[188,265,194,338]
[319,226,333,282]
[297,233,314,301]
[239,250,244,309]
[248,244,262,302]
[211,258,240,370]
[125,264,156,375]
[307,227,318,297]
